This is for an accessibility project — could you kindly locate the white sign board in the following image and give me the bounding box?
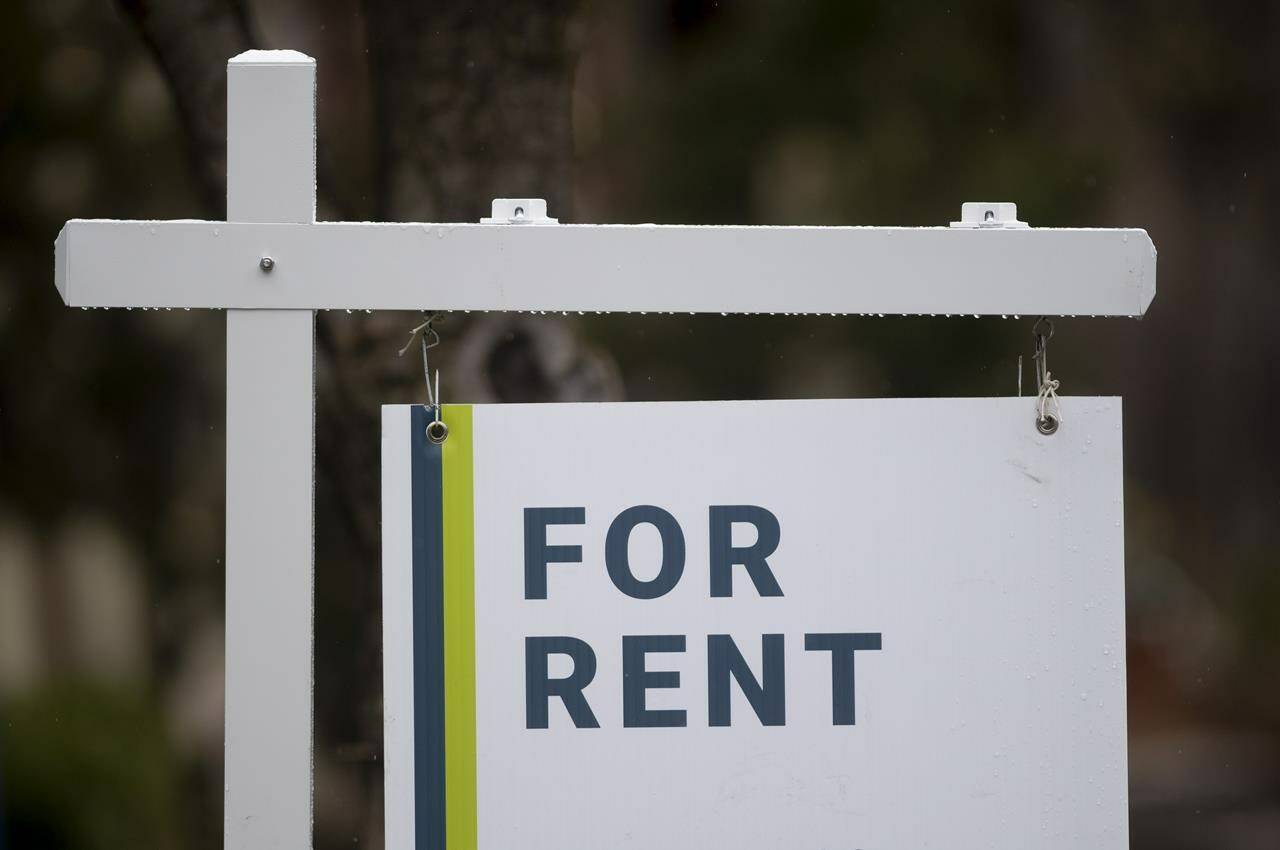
[382,398,1128,850]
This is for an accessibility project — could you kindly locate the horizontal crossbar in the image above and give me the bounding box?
[55,219,1156,316]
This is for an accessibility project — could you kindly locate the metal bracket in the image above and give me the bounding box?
[480,198,559,225]
[950,202,1029,230]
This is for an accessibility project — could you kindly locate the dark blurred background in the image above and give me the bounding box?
[2,0,1278,847]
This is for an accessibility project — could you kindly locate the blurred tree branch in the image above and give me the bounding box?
[115,0,256,214]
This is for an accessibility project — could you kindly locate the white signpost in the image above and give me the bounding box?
[53,50,1155,850]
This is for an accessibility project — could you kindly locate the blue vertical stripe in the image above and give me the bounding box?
[411,405,446,850]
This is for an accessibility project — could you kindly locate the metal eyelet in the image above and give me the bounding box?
[1036,413,1059,436]
[426,419,449,444]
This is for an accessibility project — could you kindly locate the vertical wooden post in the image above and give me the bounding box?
[224,50,316,849]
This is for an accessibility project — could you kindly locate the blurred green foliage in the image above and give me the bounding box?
[1,684,178,849]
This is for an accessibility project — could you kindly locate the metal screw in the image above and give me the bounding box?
[259,256,275,272]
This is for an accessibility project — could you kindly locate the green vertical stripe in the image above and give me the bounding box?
[441,404,477,850]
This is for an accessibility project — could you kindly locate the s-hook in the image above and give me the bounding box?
[1032,317,1061,435]
[399,312,449,443]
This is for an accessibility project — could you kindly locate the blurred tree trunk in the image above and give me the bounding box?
[364,0,580,222]
[116,0,619,844]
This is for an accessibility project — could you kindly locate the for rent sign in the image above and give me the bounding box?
[382,398,1128,850]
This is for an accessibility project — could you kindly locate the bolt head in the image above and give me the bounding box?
[259,256,275,272]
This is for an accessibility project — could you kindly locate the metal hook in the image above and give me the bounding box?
[1032,317,1054,386]
[398,312,442,359]
[425,363,448,443]
[399,313,449,441]
[1031,317,1061,434]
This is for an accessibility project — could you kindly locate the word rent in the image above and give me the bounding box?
[522,505,884,729]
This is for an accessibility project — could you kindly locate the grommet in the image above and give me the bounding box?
[426,418,449,444]
[1036,413,1059,436]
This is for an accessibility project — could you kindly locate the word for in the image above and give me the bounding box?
[525,504,784,599]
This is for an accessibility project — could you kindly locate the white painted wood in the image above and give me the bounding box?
[54,219,1157,317]
[380,408,416,850]
[223,49,316,850]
